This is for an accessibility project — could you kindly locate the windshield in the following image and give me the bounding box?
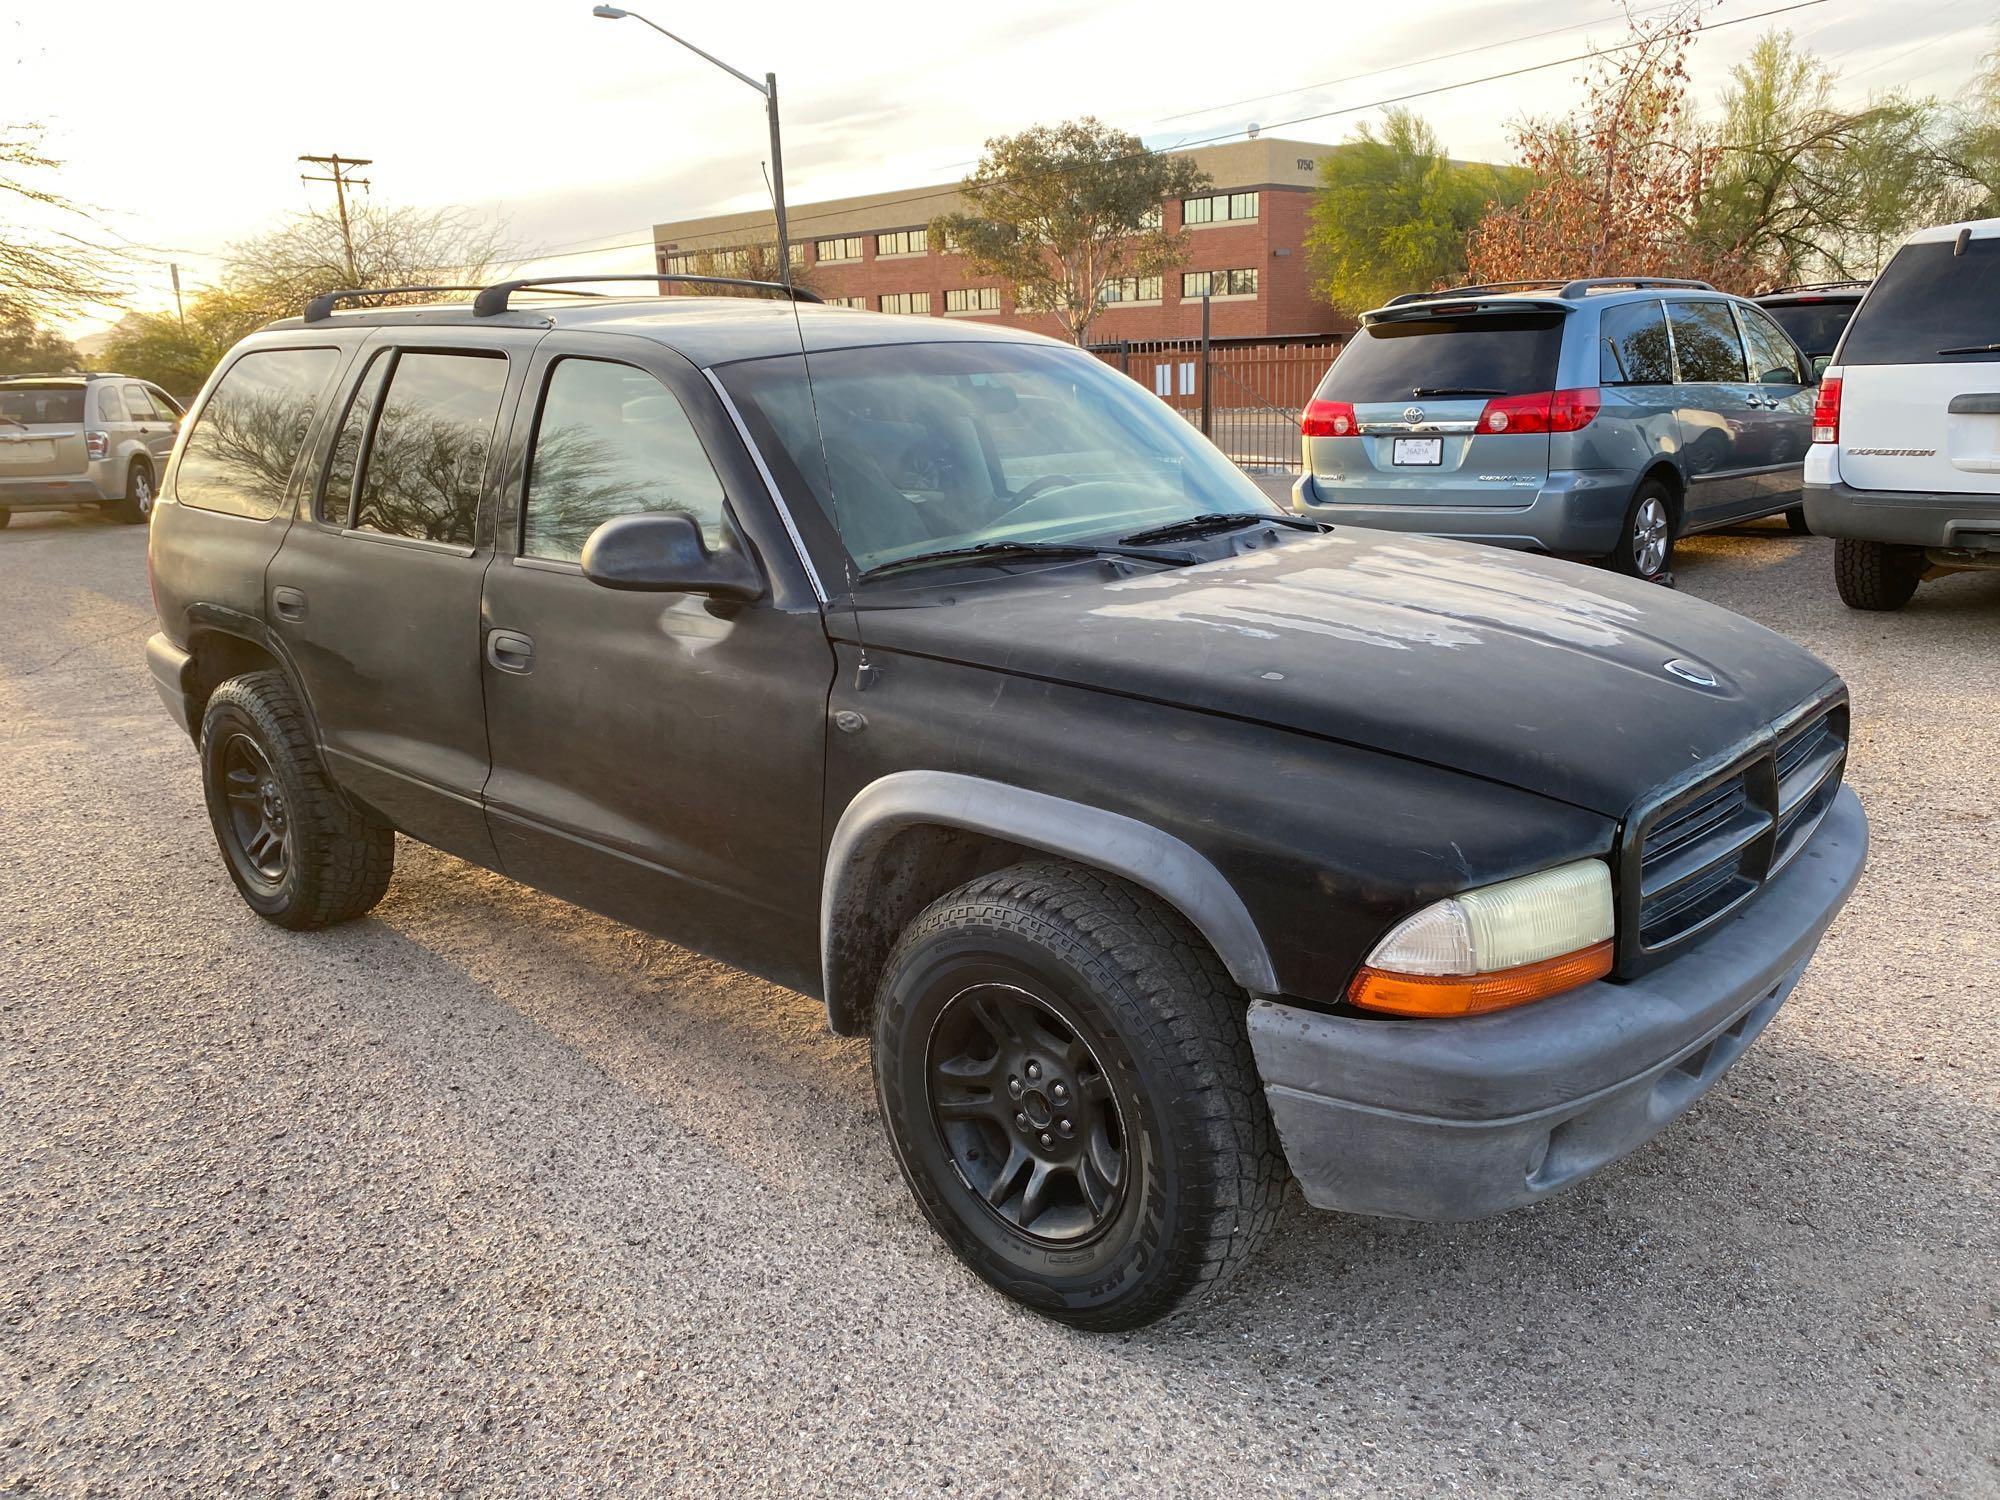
[1319,313,1565,402]
[714,340,1278,575]
[1761,300,1856,359]
[0,385,85,424]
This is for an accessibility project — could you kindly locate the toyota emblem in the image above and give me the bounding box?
[1403,405,1426,426]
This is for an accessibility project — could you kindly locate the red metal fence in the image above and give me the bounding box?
[1086,332,1345,473]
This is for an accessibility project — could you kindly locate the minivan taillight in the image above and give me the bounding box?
[1811,376,1841,445]
[1300,398,1360,437]
[85,430,109,460]
[1475,389,1601,434]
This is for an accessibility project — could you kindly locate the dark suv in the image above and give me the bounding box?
[145,276,1867,1329]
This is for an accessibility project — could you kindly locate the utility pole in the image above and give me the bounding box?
[298,153,373,284]
[169,263,185,327]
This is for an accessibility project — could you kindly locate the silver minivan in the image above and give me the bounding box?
[1292,278,1816,581]
[0,373,184,526]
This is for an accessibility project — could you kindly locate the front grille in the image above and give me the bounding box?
[1623,700,1847,967]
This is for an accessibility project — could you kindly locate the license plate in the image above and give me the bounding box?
[1393,438,1443,466]
[0,440,54,464]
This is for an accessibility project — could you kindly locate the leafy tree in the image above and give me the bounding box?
[1305,109,1523,313]
[222,203,517,321]
[932,118,1209,344]
[101,288,273,401]
[1,122,122,323]
[0,303,79,377]
[1938,25,2000,220]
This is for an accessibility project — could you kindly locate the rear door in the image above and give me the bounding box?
[267,327,541,865]
[0,382,89,480]
[1306,308,1564,507]
[1665,298,1761,523]
[1833,227,2000,496]
[123,382,177,471]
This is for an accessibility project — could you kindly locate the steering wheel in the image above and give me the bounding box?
[1006,474,1079,507]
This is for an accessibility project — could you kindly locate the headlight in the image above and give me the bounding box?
[1348,859,1614,1017]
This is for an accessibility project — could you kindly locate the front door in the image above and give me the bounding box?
[1731,302,1814,509]
[478,334,834,990]
[268,328,541,864]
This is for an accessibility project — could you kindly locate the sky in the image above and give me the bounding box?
[5,0,1994,335]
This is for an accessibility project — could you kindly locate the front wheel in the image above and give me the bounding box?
[873,861,1286,1330]
[1610,481,1675,581]
[1833,538,1924,611]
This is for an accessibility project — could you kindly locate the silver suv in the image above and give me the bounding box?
[1292,278,1816,581]
[0,372,184,527]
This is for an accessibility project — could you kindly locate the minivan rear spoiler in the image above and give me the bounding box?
[1362,299,1571,326]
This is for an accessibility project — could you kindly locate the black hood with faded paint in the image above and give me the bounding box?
[850,529,1840,817]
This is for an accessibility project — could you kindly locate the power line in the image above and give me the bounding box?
[298,153,373,282]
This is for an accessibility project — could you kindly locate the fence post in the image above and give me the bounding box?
[1118,340,1131,375]
[1199,294,1212,437]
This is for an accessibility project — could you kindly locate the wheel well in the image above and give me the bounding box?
[824,823,1033,1035]
[184,628,286,731]
[1640,462,1684,526]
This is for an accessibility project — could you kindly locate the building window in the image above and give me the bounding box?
[1181,268,1258,299]
[943,287,1001,314]
[879,292,931,315]
[823,296,869,309]
[1139,206,1162,231]
[814,236,864,264]
[661,247,750,277]
[1181,192,1259,226]
[1099,275,1163,306]
[877,228,928,257]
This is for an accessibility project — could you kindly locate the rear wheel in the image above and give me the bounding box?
[872,860,1286,1331]
[200,670,394,928]
[109,461,154,525]
[1833,538,1925,611]
[1611,480,1676,582]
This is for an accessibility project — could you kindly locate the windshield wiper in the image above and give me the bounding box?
[1409,385,1504,397]
[1937,343,2000,356]
[1118,511,1321,546]
[857,540,1190,583]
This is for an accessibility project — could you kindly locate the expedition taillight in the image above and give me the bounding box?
[1811,376,1842,445]
[1475,389,1602,435]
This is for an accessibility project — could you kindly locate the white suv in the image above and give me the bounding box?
[1803,218,2000,610]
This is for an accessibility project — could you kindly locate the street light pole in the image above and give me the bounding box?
[590,6,791,286]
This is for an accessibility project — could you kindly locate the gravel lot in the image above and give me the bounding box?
[1,508,1994,1498]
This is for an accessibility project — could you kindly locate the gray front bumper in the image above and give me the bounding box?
[1804,479,2000,550]
[1248,784,1867,1222]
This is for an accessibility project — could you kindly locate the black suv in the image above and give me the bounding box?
[1753,281,1870,376]
[145,276,1868,1329]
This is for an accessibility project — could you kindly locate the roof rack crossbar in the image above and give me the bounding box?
[471,273,824,317]
[302,285,492,323]
[1556,276,1716,298]
[1755,279,1870,296]
[1385,279,1568,306]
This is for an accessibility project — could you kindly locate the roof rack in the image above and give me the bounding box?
[303,285,490,322]
[472,273,823,317]
[3,368,102,379]
[1755,279,1870,297]
[1384,280,1568,306]
[1556,276,1716,298]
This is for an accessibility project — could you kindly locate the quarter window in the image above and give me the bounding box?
[1736,304,1806,386]
[1598,300,1674,385]
[522,358,728,563]
[1666,301,1748,383]
[97,385,130,423]
[877,228,928,257]
[174,348,339,520]
[352,351,507,546]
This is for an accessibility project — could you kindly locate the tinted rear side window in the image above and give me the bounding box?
[1318,313,1564,401]
[1760,300,1856,358]
[1667,301,1747,382]
[175,348,340,520]
[0,385,84,424]
[1838,238,2000,365]
[1598,300,1674,384]
[353,351,507,546]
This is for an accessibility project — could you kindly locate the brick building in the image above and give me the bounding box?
[651,136,1351,346]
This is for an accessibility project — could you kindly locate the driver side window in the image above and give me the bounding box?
[521,358,728,563]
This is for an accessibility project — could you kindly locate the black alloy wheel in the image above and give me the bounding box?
[217,731,291,892]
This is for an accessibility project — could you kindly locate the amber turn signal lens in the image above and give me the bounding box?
[1348,940,1615,1018]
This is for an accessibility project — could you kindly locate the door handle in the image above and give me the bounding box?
[486,628,535,674]
[272,586,307,622]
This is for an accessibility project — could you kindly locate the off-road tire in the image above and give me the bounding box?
[1833,538,1924,611]
[200,670,394,929]
[108,460,153,525]
[1611,478,1676,581]
[873,860,1287,1331]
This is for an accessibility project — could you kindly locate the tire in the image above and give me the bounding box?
[0,508,10,529]
[109,461,154,525]
[1610,479,1675,581]
[1833,537,1924,611]
[1785,505,1811,535]
[200,670,394,929]
[872,860,1286,1330]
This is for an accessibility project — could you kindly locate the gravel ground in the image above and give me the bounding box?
[1,508,1993,1499]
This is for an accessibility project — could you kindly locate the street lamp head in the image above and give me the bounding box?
[591,5,629,17]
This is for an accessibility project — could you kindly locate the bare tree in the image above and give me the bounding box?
[223,203,519,320]
[0,123,123,323]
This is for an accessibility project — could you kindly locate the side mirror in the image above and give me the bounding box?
[1811,354,1832,382]
[579,512,761,600]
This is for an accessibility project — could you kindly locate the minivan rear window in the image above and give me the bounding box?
[1318,314,1564,403]
[0,385,84,425]
[1838,238,2000,365]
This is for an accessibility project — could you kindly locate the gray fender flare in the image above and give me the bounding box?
[820,770,1278,1032]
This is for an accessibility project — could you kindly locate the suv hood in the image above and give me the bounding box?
[852,530,1838,816]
